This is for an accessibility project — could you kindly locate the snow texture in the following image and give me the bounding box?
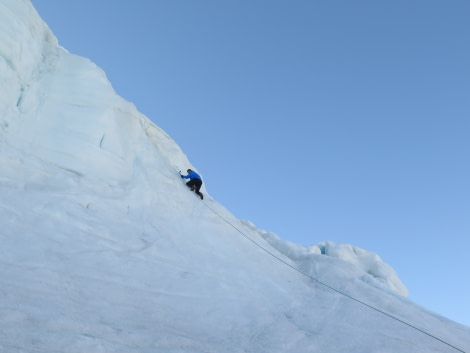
[0,1,469,352]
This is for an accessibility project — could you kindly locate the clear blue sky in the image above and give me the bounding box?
[31,1,469,327]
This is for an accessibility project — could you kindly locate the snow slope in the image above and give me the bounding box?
[0,1,469,352]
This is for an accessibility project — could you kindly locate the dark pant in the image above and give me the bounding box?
[186,178,202,192]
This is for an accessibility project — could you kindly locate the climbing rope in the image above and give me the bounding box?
[200,198,466,353]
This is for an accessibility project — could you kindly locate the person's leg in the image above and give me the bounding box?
[194,179,203,199]
[193,179,202,192]
[185,179,203,199]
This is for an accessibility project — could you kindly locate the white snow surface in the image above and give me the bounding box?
[0,1,469,352]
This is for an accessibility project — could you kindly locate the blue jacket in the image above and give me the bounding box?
[183,170,202,181]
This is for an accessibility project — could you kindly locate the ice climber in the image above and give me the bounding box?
[181,169,203,200]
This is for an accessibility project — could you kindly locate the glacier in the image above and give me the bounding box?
[0,0,469,352]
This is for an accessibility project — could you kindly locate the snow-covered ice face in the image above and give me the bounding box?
[0,1,468,352]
